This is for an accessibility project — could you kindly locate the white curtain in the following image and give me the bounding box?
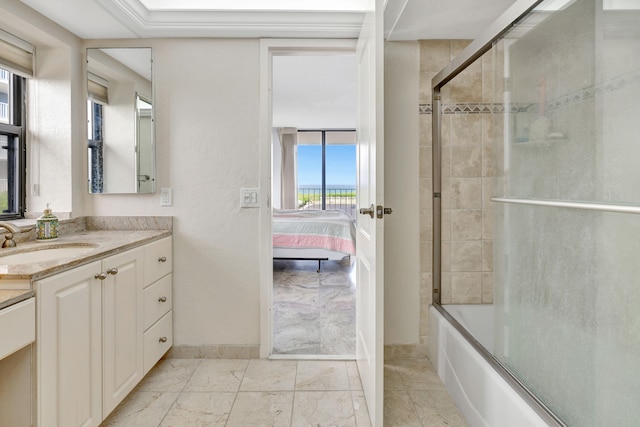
[278,127,298,209]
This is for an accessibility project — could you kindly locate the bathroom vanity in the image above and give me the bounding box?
[0,219,172,427]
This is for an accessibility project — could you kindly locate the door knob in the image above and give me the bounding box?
[94,272,107,280]
[359,204,375,218]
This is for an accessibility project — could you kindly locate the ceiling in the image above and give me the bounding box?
[19,0,518,40]
[17,0,518,128]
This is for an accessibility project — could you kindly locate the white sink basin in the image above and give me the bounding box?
[0,244,98,265]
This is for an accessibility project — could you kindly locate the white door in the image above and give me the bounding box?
[355,0,384,425]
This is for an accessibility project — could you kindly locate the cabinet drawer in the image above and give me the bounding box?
[143,274,172,330]
[144,237,172,287]
[143,310,172,375]
[0,298,35,361]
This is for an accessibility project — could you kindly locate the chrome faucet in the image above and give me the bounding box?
[0,222,24,248]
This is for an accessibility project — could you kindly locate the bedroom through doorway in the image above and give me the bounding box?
[270,52,357,357]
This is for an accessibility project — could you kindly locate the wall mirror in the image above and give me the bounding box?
[87,47,154,194]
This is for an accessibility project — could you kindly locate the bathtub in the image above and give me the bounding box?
[428,304,559,427]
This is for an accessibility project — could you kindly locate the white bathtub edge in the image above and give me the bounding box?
[429,306,550,427]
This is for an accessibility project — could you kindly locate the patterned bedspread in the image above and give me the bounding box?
[272,209,356,255]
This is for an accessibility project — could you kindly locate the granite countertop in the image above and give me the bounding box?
[0,289,34,310]
[0,229,171,282]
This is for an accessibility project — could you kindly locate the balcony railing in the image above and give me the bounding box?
[0,69,8,82]
[298,187,356,219]
[0,103,7,122]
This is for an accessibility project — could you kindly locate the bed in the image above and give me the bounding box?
[272,209,356,272]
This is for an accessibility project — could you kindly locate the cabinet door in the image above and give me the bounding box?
[37,261,102,427]
[102,247,144,417]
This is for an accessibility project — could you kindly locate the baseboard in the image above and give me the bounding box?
[165,345,260,359]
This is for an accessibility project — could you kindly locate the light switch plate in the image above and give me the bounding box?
[160,188,172,206]
[241,188,260,208]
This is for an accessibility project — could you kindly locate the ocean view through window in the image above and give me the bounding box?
[297,130,356,219]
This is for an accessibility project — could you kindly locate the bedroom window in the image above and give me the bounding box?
[297,129,356,219]
[0,67,26,219]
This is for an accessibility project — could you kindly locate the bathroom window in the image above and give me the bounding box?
[0,67,25,219]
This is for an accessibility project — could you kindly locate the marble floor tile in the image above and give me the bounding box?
[183,359,248,392]
[351,391,372,427]
[291,391,356,426]
[409,390,470,427]
[136,359,201,392]
[159,392,236,426]
[273,259,355,356]
[346,361,363,391]
[226,392,294,427]
[102,391,178,426]
[295,360,350,391]
[240,359,298,392]
[108,358,468,427]
[383,390,423,427]
[392,358,446,391]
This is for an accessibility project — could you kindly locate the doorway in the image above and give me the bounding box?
[259,40,358,359]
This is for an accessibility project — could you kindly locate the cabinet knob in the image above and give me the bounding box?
[158,296,167,303]
[158,256,167,263]
[159,336,168,343]
[107,268,119,275]
[94,272,107,280]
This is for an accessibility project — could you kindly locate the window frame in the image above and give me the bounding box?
[0,71,27,219]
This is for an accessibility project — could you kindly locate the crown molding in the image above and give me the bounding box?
[95,0,365,38]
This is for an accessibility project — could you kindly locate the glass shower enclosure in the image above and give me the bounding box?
[432,0,640,425]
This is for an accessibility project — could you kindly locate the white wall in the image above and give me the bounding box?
[86,39,263,345]
[383,41,420,345]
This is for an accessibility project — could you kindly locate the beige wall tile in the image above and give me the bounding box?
[419,147,433,178]
[482,272,494,304]
[451,272,483,304]
[420,241,433,272]
[449,178,482,209]
[441,241,451,273]
[483,209,494,240]
[451,146,482,177]
[450,241,482,272]
[419,178,433,210]
[449,67,483,103]
[450,209,482,241]
[482,144,494,177]
[420,209,433,242]
[440,273,452,304]
[441,145,452,178]
[420,40,453,73]
[450,114,482,146]
[482,240,494,272]
[419,114,432,147]
[482,177,495,209]
[441,208,451,242]
[450,40,472,58]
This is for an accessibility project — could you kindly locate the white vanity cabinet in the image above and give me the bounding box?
[142,236,173,374]
[35,236,172,427]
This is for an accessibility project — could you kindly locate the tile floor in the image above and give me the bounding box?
[103,357,468,426]
[273,259,355,355]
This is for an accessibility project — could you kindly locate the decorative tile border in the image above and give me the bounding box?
[420,68,640,115]
[419,103,508,115]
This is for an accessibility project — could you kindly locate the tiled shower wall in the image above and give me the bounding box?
[418,40,495,346]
